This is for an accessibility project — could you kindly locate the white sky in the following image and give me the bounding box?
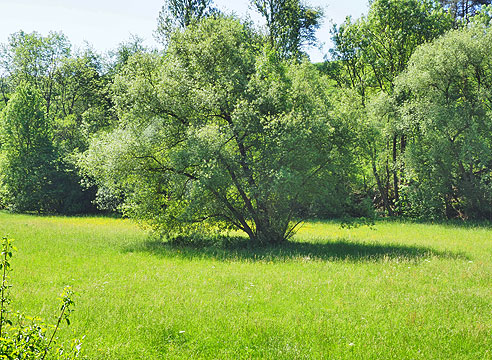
[0,0,368,62]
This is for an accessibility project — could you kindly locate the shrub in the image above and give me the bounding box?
[0,236,84,359]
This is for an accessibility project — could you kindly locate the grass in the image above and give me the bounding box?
[1,211,492,359]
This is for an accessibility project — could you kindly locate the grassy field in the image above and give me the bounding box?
[1,211,491,359]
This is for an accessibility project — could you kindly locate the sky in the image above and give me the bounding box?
[0,0,369,62]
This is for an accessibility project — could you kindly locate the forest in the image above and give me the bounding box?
[1,0,492,245]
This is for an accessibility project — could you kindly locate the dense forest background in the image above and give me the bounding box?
[1,0,491,243]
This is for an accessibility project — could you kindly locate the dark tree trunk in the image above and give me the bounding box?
[253,226,286,245]
[372,159,394,217]
[392,135,399,212]
[400,134,406,188]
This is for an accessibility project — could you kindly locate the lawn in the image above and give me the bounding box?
[1,211,491,359]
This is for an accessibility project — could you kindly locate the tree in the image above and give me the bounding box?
[0,32,113,213]
[0,31,70,118]
[53,50,113,153]
[251,0,323,60]
[107,35,147,75]
[81,17,350,244]
[0,83,57,212]
[155,0,216,43]
[1,32,112,152]
[471,4,492,25]
[438,0,492,23]
[330,0,452,215]
[394,25,492,219]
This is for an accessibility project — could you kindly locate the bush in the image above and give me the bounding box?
[0,236,84,359]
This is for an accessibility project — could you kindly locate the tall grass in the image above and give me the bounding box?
[2,211,491,359]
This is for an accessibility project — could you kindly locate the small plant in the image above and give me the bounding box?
[0,236,84,359]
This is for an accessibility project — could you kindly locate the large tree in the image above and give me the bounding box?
[0,83,57,212]
[251,0,323,60]
[330,0,452,215]
[155,0,216,43]
[81,17,351,244]
[394,25,492,219]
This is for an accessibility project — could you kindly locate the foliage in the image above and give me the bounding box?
[0,31,113,214]
[331,0,452,95]
[1,0,492,224]
[0,31,71,117]
[0,236,83,359]
[395,25,492,220]
[472,3,492,25]
[0,83,58,212]
[81,17,353,244]
[107,35,147,75]
[251,0,323,60]
[155,0,217,43]
[438,0,492,23]
[330,0,453,216]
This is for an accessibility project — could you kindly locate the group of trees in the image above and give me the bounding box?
[1,0,492,244]
[329,0,492,221]
[0,31,115,213]
[438,0,491,22]
[329,0,454,216]
[395,25,492,219]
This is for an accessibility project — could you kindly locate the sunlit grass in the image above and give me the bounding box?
[2,211,492,359]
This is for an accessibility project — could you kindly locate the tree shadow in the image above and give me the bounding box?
[373,217,492,230]
[123,234,468,263]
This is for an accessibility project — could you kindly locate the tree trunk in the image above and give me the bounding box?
[372,159,393,217]
[251,213,288,245]
[392,135,399,212]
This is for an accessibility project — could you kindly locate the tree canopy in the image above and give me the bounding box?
[155,0,217,43]
[251,0,323,60]
[81,17,352,243]
[0,83,57,212]
[394,25,492,219]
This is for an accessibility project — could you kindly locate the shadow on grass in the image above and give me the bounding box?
[124,234,468,263]
[367,216,492,230]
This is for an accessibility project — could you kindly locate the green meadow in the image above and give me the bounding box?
[2,211,491,359]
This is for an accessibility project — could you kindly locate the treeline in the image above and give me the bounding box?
[0,0,491,243]
[0,32,136,213]
[328,0,492,221]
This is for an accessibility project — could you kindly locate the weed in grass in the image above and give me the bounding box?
[0,235,83,359]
